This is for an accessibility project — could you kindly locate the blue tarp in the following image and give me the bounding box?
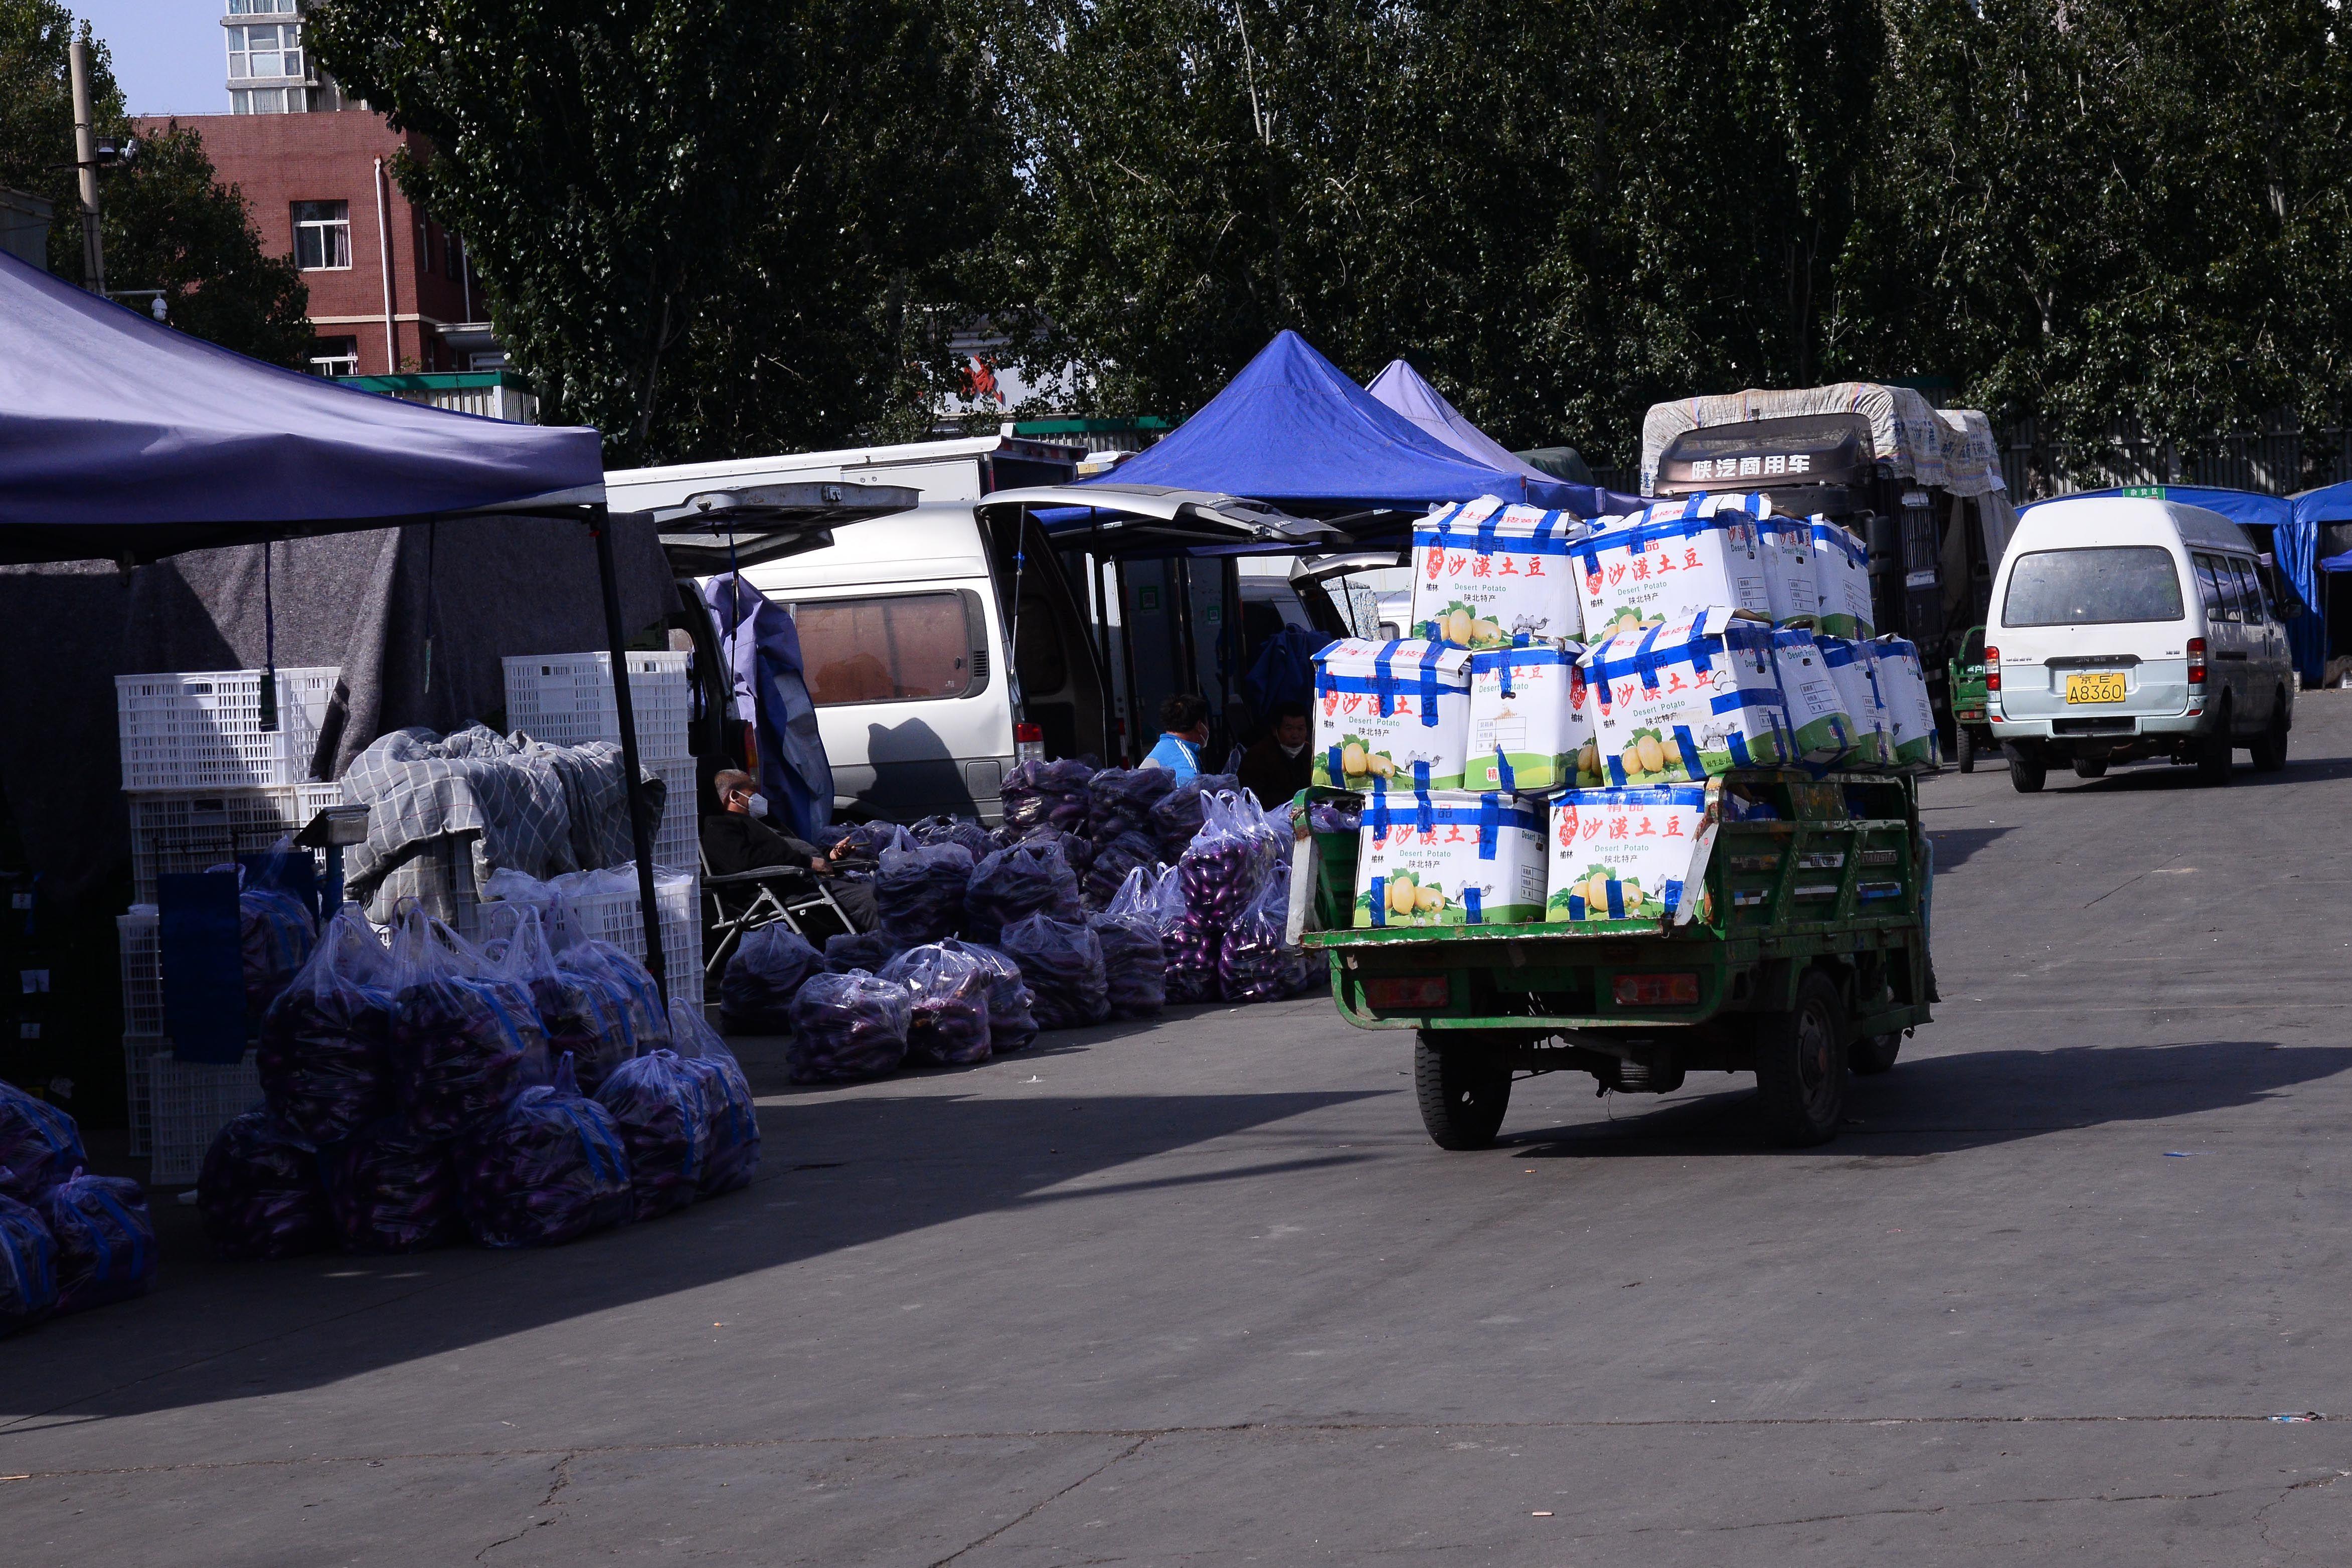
[0,249,603,565]
[2020,485,2323,684]
[1071,331,1640,527]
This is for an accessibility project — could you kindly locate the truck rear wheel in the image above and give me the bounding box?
[1413,1035,1511,1151]
[1753,972,1847,1146]
[1956,727,1975,773]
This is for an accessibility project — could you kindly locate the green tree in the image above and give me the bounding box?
[311,0,1015,461]
[0,2,311,367]
[990,0,1886,463]
[1840,0,2352,461]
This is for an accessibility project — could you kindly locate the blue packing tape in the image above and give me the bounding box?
[1492,745,1517,793]
[1369,875,1387,928]
[1412,759,1431,790]
[1606,880,1626,919]
[1568,893,1586,919]
[1464,887,1483,923]
[1478,794,1499,859]
[1670,725,1705,779]
[1728,731,1752,768]
[1663,878,1684,915]
[1414,792,1435,837]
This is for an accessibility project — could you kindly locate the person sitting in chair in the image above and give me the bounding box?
[1237,700,1313,808]
[702,769,877,930]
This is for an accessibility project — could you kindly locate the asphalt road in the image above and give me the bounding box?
[9,698,2352,1565]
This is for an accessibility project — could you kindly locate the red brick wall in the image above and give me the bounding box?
[132,109,483,375]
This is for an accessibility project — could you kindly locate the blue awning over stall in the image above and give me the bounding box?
[0,249,604,565]
[1067,331,1639,532]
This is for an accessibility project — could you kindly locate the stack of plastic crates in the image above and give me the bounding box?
[114,910,161,1157]
[113,908,266,1181]
[117,667,343,793]
[149,1052,263,1186]
[503,652,700,871]
[115,667,344,1180]
[555,870,705,1008]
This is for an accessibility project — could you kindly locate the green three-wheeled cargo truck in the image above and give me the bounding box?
[1291,769,1935,1149]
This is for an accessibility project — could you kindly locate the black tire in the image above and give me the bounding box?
[2072,758,2108,779]
[1956,727,1975,774]
[2007,750,2047,793]
[1754,971,1848,1147]
[1850,1031,1902,1075]
[1414,1035,1511,1151]
[2194,706,2234,786]
[2250,698,2289,773]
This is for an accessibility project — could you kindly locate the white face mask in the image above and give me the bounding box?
[1279,739,1306,758]
[746,792,770,818]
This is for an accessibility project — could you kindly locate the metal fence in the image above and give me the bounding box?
[1995,417,2352,500]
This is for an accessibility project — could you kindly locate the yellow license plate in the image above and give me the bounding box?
[2065,672,2126,704]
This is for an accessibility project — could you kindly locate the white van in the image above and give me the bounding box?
[1986,495,2295,791]
[608,436,1109,823]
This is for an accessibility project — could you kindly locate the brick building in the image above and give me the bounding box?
[133,108,498,378]
[125,2,505,379]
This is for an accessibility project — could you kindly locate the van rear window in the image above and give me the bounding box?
[2000,547,2184,627]
[791,593,972,705]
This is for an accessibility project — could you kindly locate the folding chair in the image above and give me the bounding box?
[700,841,858,984]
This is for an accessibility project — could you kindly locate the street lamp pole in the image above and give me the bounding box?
[68,37,104,296]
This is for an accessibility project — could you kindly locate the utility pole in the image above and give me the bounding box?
[69,37,105,296]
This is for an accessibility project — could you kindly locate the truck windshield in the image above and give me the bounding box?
[2000,547,2184,627]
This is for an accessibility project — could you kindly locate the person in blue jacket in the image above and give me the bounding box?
[1141,693,1211,780]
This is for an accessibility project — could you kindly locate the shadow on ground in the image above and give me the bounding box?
[1495,1038,2352,1158]
[0,1060,1377,1425]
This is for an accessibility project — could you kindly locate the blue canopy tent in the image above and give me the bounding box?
[0,250,679,997]
[1063,331,1641,538]
[2019,485,2322,685]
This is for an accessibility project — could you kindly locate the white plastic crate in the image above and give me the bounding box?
[651,756,699,871]
[117,667,342,792]
[560,870,704,1009]
[117,909,163,1036]
[503,651,690,760]
[129,782,347,906]
[122,1033,156,1159]
[148,1049,263,1186]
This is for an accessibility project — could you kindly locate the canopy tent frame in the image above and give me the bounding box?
[0,249,686,1002]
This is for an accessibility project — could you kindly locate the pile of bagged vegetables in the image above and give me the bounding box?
[718,770,1325,1087]
[184,895,761,1268]
[1,1076,157,1336]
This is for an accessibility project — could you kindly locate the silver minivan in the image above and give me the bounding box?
[1985,496,2294,790]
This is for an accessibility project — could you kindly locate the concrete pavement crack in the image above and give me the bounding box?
[927,1435,1153,1567]
[474,1450,576,1560]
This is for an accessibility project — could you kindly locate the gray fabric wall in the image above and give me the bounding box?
[0,513,677,902]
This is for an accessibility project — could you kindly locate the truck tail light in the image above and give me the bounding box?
[1362,975,1450,1010]
[1982,645,2000,692]
[1613,973,1700,1006]
[2186,637,2206,687]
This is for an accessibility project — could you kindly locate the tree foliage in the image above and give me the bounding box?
[0,1,310,367]
[994,0,2352,462]
[310,0,1014,463]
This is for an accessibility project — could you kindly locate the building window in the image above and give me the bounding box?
[308,336,360,377]
[227,0,298,13]
[291,200,350,269]
[227,21,304,81]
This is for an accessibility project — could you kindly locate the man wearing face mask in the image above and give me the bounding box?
[701,769,878,929]
[1236,700,1313,809]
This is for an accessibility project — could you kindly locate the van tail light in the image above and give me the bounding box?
[1014,721,1046,765]
[2186,637,2207,687]
[1982,645,2000,692]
